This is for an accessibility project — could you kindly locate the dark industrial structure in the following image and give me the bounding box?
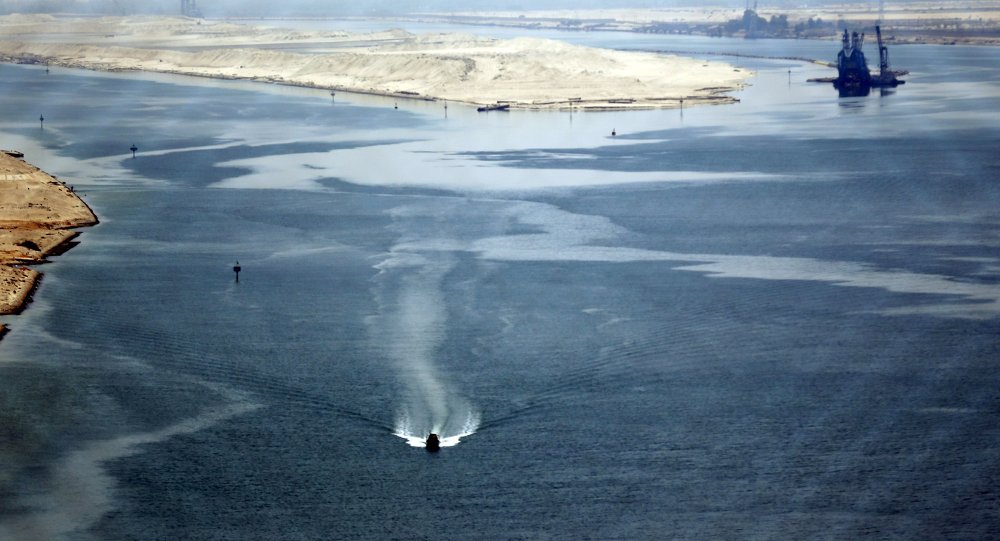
[833,25,904,96]
[835,29,872,93]
[181,0,202,18]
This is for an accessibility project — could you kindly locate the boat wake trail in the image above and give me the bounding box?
[369,244,479,449]
[394,408,480,448]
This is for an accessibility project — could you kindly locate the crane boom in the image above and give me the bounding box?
[876,25,890,76]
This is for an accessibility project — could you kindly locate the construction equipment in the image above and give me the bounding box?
[872,25,903,87]
[828,25,904,96]
[834,29,872,94]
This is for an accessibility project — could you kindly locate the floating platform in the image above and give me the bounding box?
[813,26,906,97]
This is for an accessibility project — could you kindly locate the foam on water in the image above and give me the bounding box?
[369,242,480,449]
[394,409,481,448]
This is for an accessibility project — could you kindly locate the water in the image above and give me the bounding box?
[1,28,999,540]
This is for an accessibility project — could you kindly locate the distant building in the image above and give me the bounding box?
[181,0,202,18]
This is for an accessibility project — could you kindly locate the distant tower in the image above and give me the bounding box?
[181,0,201,17]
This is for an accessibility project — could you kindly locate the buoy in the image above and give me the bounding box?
[39,114,44,128]
[611,128,616,136]
[233,261,241,282]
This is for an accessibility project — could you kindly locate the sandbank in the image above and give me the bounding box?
[0,152,98,336]
[0,15,751,110]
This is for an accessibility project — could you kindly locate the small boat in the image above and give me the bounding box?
[425,433,440,452]
[477,104,510,112]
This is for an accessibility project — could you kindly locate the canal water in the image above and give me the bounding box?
[1,27,999,540]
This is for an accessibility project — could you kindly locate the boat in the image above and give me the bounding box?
[477,104,510,112]
[425,433,440,452]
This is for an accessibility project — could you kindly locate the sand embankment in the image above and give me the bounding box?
[0,152,98,335]
[0,15,751,110]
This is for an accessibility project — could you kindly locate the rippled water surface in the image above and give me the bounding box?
[1,29,999,540]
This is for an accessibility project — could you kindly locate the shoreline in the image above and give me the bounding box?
[228,14,1000,47]
[2,57,746,111]
[0,15,751,111]
[402,3,1000,47]
[0,152,98,338]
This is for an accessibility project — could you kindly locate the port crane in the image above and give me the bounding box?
[875,25,891,83]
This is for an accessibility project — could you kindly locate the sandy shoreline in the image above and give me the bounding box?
[0,152,98,336]
[0,15,751,111]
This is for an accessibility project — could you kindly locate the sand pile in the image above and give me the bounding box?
[0,15,750,110]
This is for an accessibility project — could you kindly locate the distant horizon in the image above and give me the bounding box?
[0,0,962,18]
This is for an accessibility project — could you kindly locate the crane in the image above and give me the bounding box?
[876,25,890,80]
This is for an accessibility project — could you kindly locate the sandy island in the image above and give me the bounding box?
[0,14,751,110]
[0,151,98,337]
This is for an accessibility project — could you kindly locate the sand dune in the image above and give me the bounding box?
[0,152,98,329]
[0,15,750,110]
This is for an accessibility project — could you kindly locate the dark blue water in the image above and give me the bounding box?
[1,29,999,540]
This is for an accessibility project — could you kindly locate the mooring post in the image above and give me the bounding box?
[130,144,138,158]
[39,114,44,129]
[233,261,241,283]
